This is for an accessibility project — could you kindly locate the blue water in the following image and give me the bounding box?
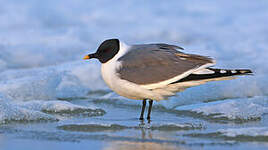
[0,0,268,150]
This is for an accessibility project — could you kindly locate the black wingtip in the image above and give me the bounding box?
[172,68,253,84]
[238,69,253,75]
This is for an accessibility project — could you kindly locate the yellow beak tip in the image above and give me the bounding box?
[83,55,90,60]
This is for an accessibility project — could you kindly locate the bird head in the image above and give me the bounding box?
[84,39,120,63]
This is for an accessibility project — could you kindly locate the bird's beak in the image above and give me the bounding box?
[83,55,90,60]
[84,53,97,60]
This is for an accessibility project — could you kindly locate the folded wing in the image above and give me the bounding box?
[116,44,215,88]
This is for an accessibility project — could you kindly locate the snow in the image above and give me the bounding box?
[0,61,105,100]
[19,100,99,113]
[176,96,268,121]
[0,0,268,125]
[218,127,268,137]
[0,94,104,124]
[0,94,56,124]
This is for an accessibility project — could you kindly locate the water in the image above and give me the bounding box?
[1,0,268,149]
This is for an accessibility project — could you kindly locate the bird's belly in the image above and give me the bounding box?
[101,63,142,100]
[103,79,145,100]
[111,84,145,100]
[101,64,157,100]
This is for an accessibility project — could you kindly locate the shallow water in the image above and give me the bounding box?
[1,0,268,150]
[1,95,268,150]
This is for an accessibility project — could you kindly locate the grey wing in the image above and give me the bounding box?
[117,44,215,85]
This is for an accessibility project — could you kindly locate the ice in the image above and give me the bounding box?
[0,93,105,124]
[0,0,267,73]
[0,61,106,100]
[218,127,268,137]
[57,123,128,132]
[0,59,6,72]
[1,1,268,149]
[0,94,57,124]
[175,96,268,121]
[57,122,202,132]
[186,127,268,142]
[0,0,267,128]
[0,71,61,100]
[149,123,202,130]
[19,100,100,113]
[0,0,267,105]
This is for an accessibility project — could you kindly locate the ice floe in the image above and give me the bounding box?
[0,94,105,124]
[58,122,202,132]
[175,96,268,121]
[0,61,105,101]
[218,127,268,137]
[0,94,57,124]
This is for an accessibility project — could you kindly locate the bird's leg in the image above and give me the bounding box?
[139,99,147,120]
[147,100,153,120]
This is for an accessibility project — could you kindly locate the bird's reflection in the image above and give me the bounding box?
[103,141,181,150]
[139,119,153,140]
[103,120,188,150]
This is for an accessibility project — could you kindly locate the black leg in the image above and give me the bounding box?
[139,99,147,120]
[147,100,153,120]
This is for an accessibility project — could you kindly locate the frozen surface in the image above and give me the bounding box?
[19,100,102,114]
[218,127,268,137]
[0,94,56,124]
[0,61,105,100]
[58,122,202,132]
[0,0,267,105]
[175,96,268,121]
[0,94,105,124]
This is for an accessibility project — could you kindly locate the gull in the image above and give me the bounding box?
[84,39,252,120]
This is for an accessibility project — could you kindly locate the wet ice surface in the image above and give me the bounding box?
[1,94,268,150]
[0,95,105,124]
[1,0,268,150]
[176,96,268,121]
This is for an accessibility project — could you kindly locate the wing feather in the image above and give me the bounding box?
[117,44,215,86]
